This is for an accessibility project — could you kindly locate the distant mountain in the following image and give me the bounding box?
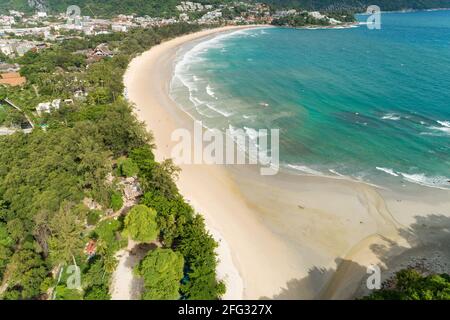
[0,0,449,16]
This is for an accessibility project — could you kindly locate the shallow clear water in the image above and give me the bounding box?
[170,10,450,190]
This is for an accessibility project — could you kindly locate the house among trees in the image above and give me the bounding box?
[36,99,61,115]
[84,240,97,259]
[87,43,114,64]
[0,72,26,86]
[0,63,20,73]
[94,44,114,57]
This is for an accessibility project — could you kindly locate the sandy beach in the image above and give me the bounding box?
[123,26,450,299]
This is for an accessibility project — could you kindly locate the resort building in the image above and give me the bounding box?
[0,72,26,86]
[36,99,61,115]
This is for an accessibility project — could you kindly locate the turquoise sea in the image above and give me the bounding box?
[170,10,450,190]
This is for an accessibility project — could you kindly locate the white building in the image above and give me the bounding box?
[0,43,14,56]
[199,10,222,23]
[179,13,189,22]
[15,43,35,56]
[9,11,24,17]
[112,24,128,32]
[36,99,61,116]
[176,2,206,12]
[36,12,48,18]
[0,15,15,27]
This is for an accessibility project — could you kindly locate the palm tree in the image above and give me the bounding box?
[102,253,118,279]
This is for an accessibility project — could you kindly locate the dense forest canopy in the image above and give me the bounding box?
[0,23,225,300]
[0,0,449,16]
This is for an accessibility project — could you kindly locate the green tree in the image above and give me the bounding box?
[5,249,48,299]
[110,192,123,212]
[94,219,126,254]
[87,210,102,226]
[123,205,159,243]
[178,215,225,300]
[141,191,192,247]
[117,157,139,177]
[0,244,12,282]
[0,222,13,247]
[6,218,25,243]
[48,204,85,266]
[84,285,111,300]
[134,248,184,300]
[364,269,450,300]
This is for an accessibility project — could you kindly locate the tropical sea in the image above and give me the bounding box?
[170,10,450,190]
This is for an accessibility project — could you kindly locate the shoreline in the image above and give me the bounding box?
[125,25,266,299]
[124,26,450,299]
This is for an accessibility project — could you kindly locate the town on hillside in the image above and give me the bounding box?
[0,2,355,136]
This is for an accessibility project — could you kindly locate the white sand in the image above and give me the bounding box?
[110,240,143,300]
[124,26,450,299]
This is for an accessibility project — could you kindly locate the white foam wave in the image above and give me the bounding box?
[189,95,205,107]
[424,120,450,135]
[376,167,399,177]
[287,164,323,176]
[429,126,450,135]
[382,113,401,121]
[329,169,346,177]
[437,120,450,128]
[245,127,258,141]
[205,103,233,118]
[399,172,450,190]
[172,29,254,121]
[206,84,216,98]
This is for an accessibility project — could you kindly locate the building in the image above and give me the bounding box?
[36,99,61,115]
[179,13,190,22]
[176,2,206,12]
[36,12,48,18]
[84,240,97,259]
[0,63,20,73]
[112,24,128,32]
[74,90,87,100]
[92,43,114,57]
[0,15,15,27]
[0,43,14,56]
[15,42,36,56]
[0,39,40,57]
[199,10,223,24]
[9,11,24,18]
[0,72,26,86]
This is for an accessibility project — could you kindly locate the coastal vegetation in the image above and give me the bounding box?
[272,11,332,27]
[363,269,450,300]
[123,205,159,243]
[134,248,185,300]
[0,22,224,300]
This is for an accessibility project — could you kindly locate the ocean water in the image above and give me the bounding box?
[170,10,450,190]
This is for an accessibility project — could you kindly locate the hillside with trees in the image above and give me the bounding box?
[0,23,224,300]
[265,0,450,11]
[1,0,449,16]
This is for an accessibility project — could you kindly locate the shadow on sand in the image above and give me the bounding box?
[261,214,450,300]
